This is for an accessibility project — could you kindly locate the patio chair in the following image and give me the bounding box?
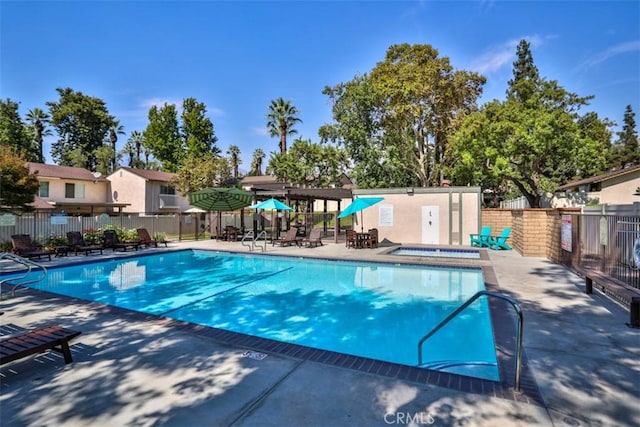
[10,234,54,260]
[346,230,358,249]
[368,228,379,249]
[103,230,140,252]
[488,227,512,250]
[303,228,323,248]
[67,231,103,256]
[136,228,166,248]
[274,227,302,247]
[470,226,492,248]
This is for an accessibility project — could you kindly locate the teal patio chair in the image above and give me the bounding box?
[489,228,512,250]
[469,226,492,247]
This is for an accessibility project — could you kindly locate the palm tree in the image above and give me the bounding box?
[227,145,242,179]
[25,108,51,163]
[266,98,302,154]
[127,130,144,168]
[108,120,125,171]
[250,148,265,176]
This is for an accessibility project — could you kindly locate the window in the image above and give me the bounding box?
[65,183,85,199]
[38,182,49,198]
[160,185,176,195]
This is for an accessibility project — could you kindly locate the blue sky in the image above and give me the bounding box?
[2,1,639,173]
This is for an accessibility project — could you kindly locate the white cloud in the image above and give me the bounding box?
[250,126,269,137]
[140,97,182,109]
[581,40,640,69]
[138,98,225,117]
[470,35,547,75]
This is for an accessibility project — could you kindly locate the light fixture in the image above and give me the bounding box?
[406,187,414,194]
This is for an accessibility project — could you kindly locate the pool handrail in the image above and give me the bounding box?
[417,290,523,392]
[240,230,267,252]
[0,253,47,300]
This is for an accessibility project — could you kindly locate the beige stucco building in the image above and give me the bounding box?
[107,167,191,214]
[352,187,482,245]
[26,163,127,214]
[555,164,640,207]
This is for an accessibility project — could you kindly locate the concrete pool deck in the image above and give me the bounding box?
[1,240,638,426]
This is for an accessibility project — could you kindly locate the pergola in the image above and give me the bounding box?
[243,180,354,238]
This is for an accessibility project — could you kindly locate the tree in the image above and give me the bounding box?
[321,75,406,188]
[449,39,609,208]
[170,153,231,195]
[181,97,220,158]
[506,39,540,104]
[95,145,118,175]
[108,119,125,172]
[143,103,182,172]
[322,44,485,188]
[0,99,37,161]
[0,145,40,212]
[609,105,639,169]
[250,148,266,176]
[267,138,346,186]
[227,145,241,179]
[266,98,302,154]
[26,107,51,163]
[47,87,114,170]
[369,43,486,186]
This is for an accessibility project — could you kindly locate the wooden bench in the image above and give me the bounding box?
[0,325,82,365]
[577,267,640,328]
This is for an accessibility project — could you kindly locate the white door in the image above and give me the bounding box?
[422,206,439,244]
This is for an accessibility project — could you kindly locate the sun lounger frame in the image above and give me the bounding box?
[0,325,82,365]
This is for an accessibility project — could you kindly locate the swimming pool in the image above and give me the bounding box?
[4,250,499,381]
[391,247,481,259]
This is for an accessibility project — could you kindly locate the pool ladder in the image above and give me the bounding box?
[241,230,267,252]
[417,290,523,391]
[0,253,48,300]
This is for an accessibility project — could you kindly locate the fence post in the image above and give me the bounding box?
[630,298,640,328]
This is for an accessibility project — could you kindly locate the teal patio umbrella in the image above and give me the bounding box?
[249,198,293,239]
[249,198,293,211]
[338,197,384,232]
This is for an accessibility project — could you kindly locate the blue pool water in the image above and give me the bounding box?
[4,250,499,380]
[391,247,481,259]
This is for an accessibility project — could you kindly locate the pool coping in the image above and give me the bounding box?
[1,247,543,405]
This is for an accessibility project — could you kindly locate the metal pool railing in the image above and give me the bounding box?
[417,290,523,391]
[0,253,47,300]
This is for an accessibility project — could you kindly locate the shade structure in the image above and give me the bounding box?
[188,187,253,212]
[338,197,384,232]
[249,198,293,211]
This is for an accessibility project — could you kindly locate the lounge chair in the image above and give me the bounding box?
[10,234,54,260]
[67,231,103,255]
[303,228,323,248]
[0,324,81,365]
[489,227,512,250]
[274,227,302,247]
[136,228,166,248]
[103,230,140,252]
[470,226,492,248]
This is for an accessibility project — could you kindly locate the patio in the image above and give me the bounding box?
[0,240,638,426]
